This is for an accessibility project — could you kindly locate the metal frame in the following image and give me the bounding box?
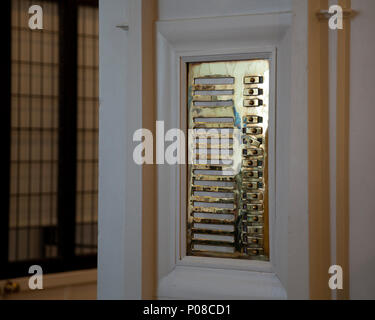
[177,49,277,271]
[185,58,271,261]
[57,0,78,263]
[0,0,12,272]
[0,0,98,280]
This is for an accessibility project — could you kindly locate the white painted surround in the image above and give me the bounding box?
[156,2,309,300]
[98,0,309,300]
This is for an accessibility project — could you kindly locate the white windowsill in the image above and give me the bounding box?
[177,256,275,274]
[158,266,286,300]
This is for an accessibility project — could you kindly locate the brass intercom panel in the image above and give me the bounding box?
[187,59,270,261]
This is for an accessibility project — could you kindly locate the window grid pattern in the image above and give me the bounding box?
[6,0,98,273]
[9,0,59,262]
[75,5,99,256]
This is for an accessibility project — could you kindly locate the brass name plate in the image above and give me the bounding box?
[187,59,270,261]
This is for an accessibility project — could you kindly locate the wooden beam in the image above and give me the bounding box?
[308,0,331,300]
[57,0,78,263]
[141,0,158,300]
[0,0,11,270]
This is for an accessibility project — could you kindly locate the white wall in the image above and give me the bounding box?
[98,0,143,299]
[287,0,309,299]
[158,0,292,20]
[349,0,375,300]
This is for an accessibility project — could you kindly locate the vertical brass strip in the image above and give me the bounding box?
[141,0,158,300]
[180,59,188,259]
[308,0,331,299]
[336,0,351,301]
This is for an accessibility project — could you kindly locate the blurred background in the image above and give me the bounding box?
[1,0,98,299]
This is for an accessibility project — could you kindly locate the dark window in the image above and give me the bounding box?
[1,0,98,279]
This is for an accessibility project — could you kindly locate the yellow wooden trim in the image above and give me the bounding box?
[141,0,158,300]
[308,0,331,300]
[336,0,351,300]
